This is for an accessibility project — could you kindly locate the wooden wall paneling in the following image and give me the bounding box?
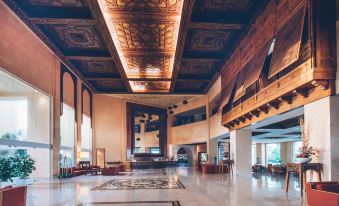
[233,69,247,102]
[276,0,306,29]
[312,0,337,79]
[219,73,237,111]
[268,5,306,78]
[242,40,272,90]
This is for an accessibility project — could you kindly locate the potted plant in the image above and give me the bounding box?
[11,155,36,185]
[0,157,13,188]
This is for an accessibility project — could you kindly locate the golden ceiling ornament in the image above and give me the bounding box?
[98,0,184,93]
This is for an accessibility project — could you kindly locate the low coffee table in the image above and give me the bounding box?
[86,168,102,176]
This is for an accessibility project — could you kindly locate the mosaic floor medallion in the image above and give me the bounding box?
[93,177,185,190]
[78,201,181,206]
[131,169,167,176]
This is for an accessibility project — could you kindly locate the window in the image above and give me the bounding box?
[60,103,75,165]
[81,115,92,161]
[0,98,28,141]
[266,143,281,165]
[0,70,51,178]
[292,141,302,162]
[252,144,257,165]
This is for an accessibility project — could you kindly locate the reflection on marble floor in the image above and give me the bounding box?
[131,169,167,176]
[26,167,305,206]
[93,177,185,190]
[78,201,181,206]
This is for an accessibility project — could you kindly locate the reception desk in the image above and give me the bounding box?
[129,160,176,169]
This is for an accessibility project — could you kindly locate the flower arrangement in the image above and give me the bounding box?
[296,146,319,158]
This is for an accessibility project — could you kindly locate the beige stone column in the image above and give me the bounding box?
[304,96,339,181]
[255,143,262,164]
[230,129,252,177]
[52,57,61,177]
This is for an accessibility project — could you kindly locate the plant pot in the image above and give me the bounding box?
[0,181,13,188]
[296,157,312,163]
[14,178,32,185]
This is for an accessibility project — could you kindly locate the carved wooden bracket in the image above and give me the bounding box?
[311,80,329,90]
[293,89,309,98]
[250,110,260,117]
[244,113,253,120]
[279,96,293,104]
[267,101,280,109]
[258,105,269,114]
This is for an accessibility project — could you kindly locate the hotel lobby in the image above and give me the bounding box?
[0,0,338,205]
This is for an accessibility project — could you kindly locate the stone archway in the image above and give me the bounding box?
[176,147,193,166]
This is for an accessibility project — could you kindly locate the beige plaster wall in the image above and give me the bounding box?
[0,2,58,96]
[170,120,209,145]
[0,2,62,176]
[92,94,126,163]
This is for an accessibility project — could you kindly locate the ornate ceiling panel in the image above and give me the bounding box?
[70,59,120,78]
[129,81,171,93]
[178,59,219,79]
[200,0,251,12]
[37,24,110,56]
[90,79,127,92]
[98,0,184,92]
[5,0,268,94]
[188,30,231,52]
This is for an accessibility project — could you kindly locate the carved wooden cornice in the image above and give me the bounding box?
[222,58,335,130]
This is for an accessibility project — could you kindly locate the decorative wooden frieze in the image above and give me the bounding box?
[222,58,335,130]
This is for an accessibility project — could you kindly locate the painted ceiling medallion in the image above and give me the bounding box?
[98,0,184,92]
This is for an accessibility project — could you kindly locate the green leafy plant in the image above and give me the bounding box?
[11,155,36,179]
[1,132,17,140]
[0,157,13,182]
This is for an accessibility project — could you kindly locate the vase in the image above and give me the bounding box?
[295,157,312,163]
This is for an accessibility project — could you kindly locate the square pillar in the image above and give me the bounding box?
[304,96,339,181]
[256,143,262,164]
[230,129,252,177]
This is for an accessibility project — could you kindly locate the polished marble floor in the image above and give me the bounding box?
[26,167,305,206]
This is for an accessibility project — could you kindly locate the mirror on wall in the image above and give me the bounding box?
[134,112,160,154]
[127,103,167,159]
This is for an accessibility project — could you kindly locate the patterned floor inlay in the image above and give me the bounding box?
[131,169,167,176]
[78,201,181,206]
[93,177,185,190]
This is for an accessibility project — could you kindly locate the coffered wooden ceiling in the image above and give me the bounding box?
[4,0,267,94]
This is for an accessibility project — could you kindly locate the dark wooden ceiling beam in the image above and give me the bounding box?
[86,1,132,93]
[29,18,96,25]
[188,22,243,30]
[170,0,195,92]
[65,56,114,61]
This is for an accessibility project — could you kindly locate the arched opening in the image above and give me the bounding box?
[177,147,192,166]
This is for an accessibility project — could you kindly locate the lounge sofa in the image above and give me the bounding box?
[306,182,339,206]
[0,186,27,206]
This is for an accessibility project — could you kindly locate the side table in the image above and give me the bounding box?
[285,162,322,196]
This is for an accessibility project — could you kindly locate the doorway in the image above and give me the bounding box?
[96,148,105,168]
